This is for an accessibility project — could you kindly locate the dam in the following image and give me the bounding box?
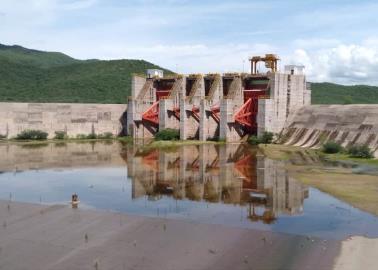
[0,53,377,155]
[126,54,311,141]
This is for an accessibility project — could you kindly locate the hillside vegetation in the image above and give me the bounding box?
[311,82,378,104]
[1,44,378,104]
[0,44,170,104]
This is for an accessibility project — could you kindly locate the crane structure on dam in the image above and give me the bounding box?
[126,54,311,141]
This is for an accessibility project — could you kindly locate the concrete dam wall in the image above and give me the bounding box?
[281,105,378,157]
[0,103,127,139]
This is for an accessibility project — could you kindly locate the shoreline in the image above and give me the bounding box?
[259,144,378,217]
[0,138,228,152]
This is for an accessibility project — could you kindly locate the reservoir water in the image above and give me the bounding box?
[0,141,377,239]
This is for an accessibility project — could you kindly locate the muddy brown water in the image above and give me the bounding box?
[0,141,377,240]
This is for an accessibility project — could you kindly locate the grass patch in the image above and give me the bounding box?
[154,129,180,141]
[260,144,378,216]
[117,136,133,143]
[257,144,315,161]
[320,152,378,166]
[293,169,378,216]
[347,144,374,159]
[248,132,274,145]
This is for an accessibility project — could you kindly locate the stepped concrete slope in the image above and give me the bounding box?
[282,105,378,157]
[0,103,127,138]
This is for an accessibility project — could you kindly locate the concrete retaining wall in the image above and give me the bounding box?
[0,103,127,139]
[281,105,378,157]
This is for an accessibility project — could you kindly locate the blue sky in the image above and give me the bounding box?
[1,0,378,84]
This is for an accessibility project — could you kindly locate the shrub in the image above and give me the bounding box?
[0,134,6,140]
[54,131,68,140]
[260,132,274,144]
[16,130,48,140]
[97,132,114,139]
[248,135,261,145]
[248,132,274,145]
[347,145,374,159]
[155,129,180,141]
[76,134,88,140]
[76,133,98,140]
[86,133,97,140]
[322,141,343,154]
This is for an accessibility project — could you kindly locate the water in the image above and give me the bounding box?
[0,141,377,239]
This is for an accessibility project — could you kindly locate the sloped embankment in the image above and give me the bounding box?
[281,105,378,157]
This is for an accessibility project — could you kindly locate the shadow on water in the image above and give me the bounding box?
[0,141,377,239]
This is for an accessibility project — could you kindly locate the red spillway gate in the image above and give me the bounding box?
[142,101,159,125]
[234,90,268,132]
[142,79,174,126]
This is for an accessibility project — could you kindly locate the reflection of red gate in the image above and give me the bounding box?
[142,150,159,171]
[234,90,268,132]
[234,154,257,190]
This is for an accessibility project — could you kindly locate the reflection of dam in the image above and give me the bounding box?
[125,144,309,223]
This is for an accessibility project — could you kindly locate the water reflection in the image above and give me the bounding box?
[126,144,308,224]
[0,142,377,239]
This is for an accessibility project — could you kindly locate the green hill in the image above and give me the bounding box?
[0,44,80,68]
[1,44,378,104]
[311,82,378,104]
[0,44,171,104]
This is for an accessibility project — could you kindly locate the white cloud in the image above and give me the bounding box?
[287,42,378,85]
[1,0,378,85]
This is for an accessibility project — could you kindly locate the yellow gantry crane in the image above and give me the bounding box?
[250,54,280,74]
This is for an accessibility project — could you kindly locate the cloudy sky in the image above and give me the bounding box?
[1,0,378,84]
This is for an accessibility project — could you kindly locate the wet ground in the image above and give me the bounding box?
[0,141,377,269]
[0,200,342,270]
